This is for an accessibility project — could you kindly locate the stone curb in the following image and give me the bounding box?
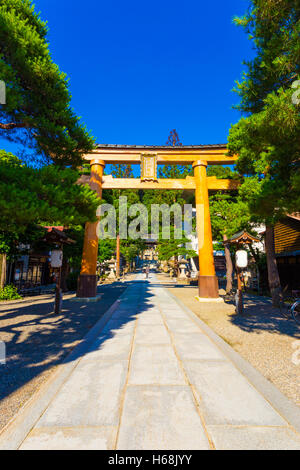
[0,283,132,450]
[69,294,103,303]
[167,288,300,435]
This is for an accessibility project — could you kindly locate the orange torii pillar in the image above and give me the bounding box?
[77,159,105,298]
[193,160,219,298]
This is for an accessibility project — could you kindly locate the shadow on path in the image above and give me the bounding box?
[158,274,300,339]
[228,295,300,338]
[0,281,143,406]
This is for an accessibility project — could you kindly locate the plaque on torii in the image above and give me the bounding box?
[141,154,158,182]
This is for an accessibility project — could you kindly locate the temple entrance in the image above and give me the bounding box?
[77,145,238,299]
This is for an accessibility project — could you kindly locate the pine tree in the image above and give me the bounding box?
[228,0,300,305]
[0,151,100,243]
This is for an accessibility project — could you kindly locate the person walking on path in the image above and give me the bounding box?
[145,265,150,279]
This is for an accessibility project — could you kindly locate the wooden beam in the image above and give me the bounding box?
[101,176,195,190]
[207,177,240,190]
[78,175,240,191]
[83,149,237,166]
[95,146,228,155]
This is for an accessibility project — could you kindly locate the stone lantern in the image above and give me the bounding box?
[107,258,116,279]
[178,258,189,280]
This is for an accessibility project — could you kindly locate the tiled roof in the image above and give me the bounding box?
[226,230,261,244]
[96,144,227,149]
[42,226,75,245]
[287,213,300,222]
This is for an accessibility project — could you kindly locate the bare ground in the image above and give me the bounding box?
[155,273,300,407]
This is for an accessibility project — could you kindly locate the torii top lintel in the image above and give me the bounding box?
[83,144,237,165]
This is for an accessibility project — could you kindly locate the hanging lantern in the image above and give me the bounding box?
[235,250,248,269]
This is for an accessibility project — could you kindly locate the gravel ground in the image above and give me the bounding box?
[0,276,135,432]
[155,273,300,407]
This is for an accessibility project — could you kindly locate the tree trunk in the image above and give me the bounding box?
[174,255,179,277]
[265,225,281,306]
[60,257,70,292]
[223,234,233,293]
[0,253,7,289]
[249,244,263,292]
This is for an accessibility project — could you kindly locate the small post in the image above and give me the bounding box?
[224,231,260,315]
[236,266,243,315]
[116,234,120,279]
[50,246,63,315]
[235,249,248,315]
[54,266,62,315]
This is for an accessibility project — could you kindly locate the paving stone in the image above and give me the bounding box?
[129,344,186,385]
[20,426,117,450]
[37,360,128,427]
[134,324,171,344]
[162,311,188,319]
[112,311,138,321]
[82,332,133,362]
[207,425,300,450]
[136,313,164,326]
[137,308,161,316]
[163,317,200,334]
[172,332,227,361]
[184,361,286,426]
[117,386,210,450]
[101,318,136,336]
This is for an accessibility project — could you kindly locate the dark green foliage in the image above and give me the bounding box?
[157,236,196,263]
[0,284,21,300]
[207,166,238,179]
[0,151,100,233]
[66,270,80,292]
[233,0,300,114]
[209,192,253,242]
[62,226,85,270]
[120,239,146,265]
[99,164,143,265]
[98,239,116,263]
[229,0,300,222]
[0,151,101,257]
[228,0,299,303]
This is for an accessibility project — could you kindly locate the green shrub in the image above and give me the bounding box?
[0,284,22,301]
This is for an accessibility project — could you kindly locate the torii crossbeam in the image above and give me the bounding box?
[77,144,238,300]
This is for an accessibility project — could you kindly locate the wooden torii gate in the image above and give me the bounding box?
[77,144,238,300]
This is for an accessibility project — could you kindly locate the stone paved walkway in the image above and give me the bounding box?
[11,274,300,449]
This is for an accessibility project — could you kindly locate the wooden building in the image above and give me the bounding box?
[274,214,300,291]
[6,227,74,295]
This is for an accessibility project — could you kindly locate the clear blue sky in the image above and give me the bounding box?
[2,0,254,155]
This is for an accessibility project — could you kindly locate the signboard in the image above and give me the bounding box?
[50,250,63,268]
